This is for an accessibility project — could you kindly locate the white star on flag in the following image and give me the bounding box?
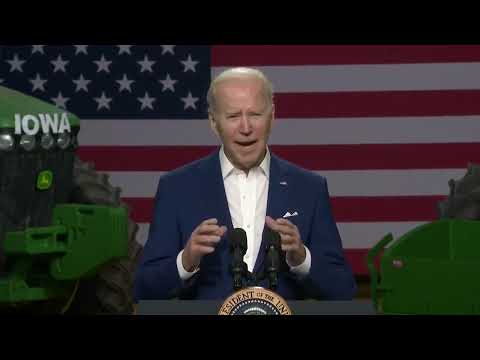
[159,73,177,92]
[181,54,198,72]
[51,55,69,73]
[117,45,133,55]
[74,45,88,55]
[161,45,175,55]
[94,92,112,110]
[6,54,26,72]
[72,74,91,92]
[31,45,45,55]
[29,73,48,92]
[94,55,112,73]
[137,55,155,73]
[138,92,156,110]
[51,92,69,109]
[116,74,135,92]
[181,91,199,110]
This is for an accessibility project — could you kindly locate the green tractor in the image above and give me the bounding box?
[368,165,480,315]
[0,85,142,314]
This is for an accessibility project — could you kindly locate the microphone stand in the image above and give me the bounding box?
[231,253,248,291]
[264,229,281,291]
[229,228,249,291]
[266,243,279,291]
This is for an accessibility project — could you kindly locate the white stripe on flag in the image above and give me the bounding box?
[212,63,480,92]
[79,116,480,146]
[337,221,427,248]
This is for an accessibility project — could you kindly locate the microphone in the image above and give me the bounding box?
[229,228,248,291]
[265,228,281,291]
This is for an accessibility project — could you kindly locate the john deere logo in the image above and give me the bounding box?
[37,170,53,190]
[218,287,292,315]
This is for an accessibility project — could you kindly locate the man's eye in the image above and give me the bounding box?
[227,114,239,119]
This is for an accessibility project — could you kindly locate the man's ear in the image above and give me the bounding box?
[209,112,220,137]
[268,104,275,133]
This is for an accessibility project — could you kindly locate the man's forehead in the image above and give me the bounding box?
[217,94,268,112]
[216,77,263,92]
[217,78,265,101]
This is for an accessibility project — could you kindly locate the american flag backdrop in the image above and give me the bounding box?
[2,45,480,276]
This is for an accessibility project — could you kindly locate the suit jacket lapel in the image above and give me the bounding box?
[198,150,234,268]
[200,149,234,231]
[253,154,289,274]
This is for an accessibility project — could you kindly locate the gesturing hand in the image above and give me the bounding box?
[182,218,227,272]
[265,216,306,267]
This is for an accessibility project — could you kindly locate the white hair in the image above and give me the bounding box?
[207,67,274,114]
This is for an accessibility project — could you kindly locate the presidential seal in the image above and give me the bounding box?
[218,287,292,315]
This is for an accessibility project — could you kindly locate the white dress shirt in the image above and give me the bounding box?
[177,147,311,280]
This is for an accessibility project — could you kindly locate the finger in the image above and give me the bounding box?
[281,235,302,249]
[273,223,297,237]
[281,244,296,252]
[265,215,275,223]
[275,218,295,227]
[203,225,227,237]
[202,218,218,225]
[192,219,217,235]
[265,216,280,228]
[266,216,297,235]
[265,216,284,232]
[195,235,221,246]
[279,233,294,244]
[194,245,216,255]
[197,218,218,230]
[197,224,224,235]
[218,225,228,236]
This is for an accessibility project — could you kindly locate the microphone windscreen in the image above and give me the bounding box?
[266,228,281,249]
[229,228,247,252]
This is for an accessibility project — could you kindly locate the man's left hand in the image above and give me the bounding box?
[265,216,306,267]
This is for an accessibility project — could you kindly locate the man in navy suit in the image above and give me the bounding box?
[134,67,357,301]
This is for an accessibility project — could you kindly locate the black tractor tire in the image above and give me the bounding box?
[0,208,14,276]
[64,156,143,314]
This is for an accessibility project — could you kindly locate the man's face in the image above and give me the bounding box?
[209,77,274,172]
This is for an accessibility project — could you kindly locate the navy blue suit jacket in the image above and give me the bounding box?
[134,150,357,300]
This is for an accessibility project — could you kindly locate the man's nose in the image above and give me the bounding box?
[239,115,253,134]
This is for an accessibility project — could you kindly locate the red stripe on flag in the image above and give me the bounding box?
[275,90,480,118]
[78,146,213,171]
[77,143,480,171]
[212,45,480,66]
[122,195,445,224]
[124,198,153,222]
[331,196,445,222]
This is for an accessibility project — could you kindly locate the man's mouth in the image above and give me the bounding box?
[235,140,257,147]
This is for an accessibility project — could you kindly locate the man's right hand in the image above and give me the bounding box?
[182,218,227,272]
